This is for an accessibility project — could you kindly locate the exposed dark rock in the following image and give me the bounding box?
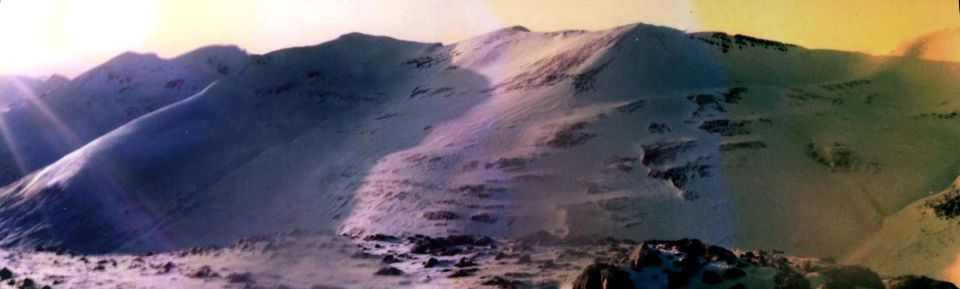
[363,234,401,243]
[605,157,638,173]
[481,276,524,289]
[641,140,696,167]
[409,235,495,256]
[628,243,662,271]
[18,278,34,289]
[470,213,498,223]
[723,87,747,104]
[0,268,12,280]
[648,122,671,134]
[773,269,809,289]
[647,159,711,199]
[720,141,767,152]
[373,267,404,276]
[699,119,751,136]
[540,122,596,148]
[926,185,960,220]
[350,251,372,259]
[675,256,706,278]
[805,142,872,172]
[187,265,216,279]
[706,245,739,265]
[820,79,871,91]
[571,263,634,289]
[688,93,726,116]
[423,258,440,268]
[572,61,611,93]
[517,255,533,264]
[668,271,692,288]
[503,34,620,91]
[486,157,528,172]
[819,265,883,289]
[618,100,646,113]
[454,257,477,268]
[517,230,559,246]
[226,272,255,284]
[539,260,560,269]
[451,184,504,199]
[727,283,747,289]
[381,254,401,264]
[693,32,796,53]
[448,269,478,278]
[162,262,176,273]
[914,111,960,120]
[310,285,346,289]
[722,268,746,279]
[886,275,959,289]
[422,211,460,220]
[702,270,724,285]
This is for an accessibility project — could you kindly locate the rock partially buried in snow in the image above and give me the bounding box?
[373,266,404,276]
[819,265,884,289]
[628,242,662,270]
[0,267,12,280]
[886,275,959,289]
[571,262,634,289]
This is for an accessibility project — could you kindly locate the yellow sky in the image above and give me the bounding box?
[0,0,956,77]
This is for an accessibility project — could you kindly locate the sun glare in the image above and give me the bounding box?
[64,0,159,52]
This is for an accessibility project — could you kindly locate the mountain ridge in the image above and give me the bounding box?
[0,22,956,281]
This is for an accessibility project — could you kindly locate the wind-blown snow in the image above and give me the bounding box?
[0,23,956,280]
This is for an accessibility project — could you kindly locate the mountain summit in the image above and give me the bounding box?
[0,23,956,281]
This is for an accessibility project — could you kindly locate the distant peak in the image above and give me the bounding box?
[464,25,531,43]
[180,45,246,57]
[505,25,530,32]
[45,74,70,83]
[336,32,394,41]
[175,45,249,64]
[325,32,410,47]
[488,25,530,35]
[104,51,162,67]
[114,51,161,60]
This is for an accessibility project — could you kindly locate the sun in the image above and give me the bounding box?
[64,0,159,52]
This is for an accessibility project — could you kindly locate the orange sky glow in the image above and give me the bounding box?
[0,0,956,77]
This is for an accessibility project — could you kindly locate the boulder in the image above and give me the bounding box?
[628,243,663,271]
[773,269,809,289]
[887,275,959,289]
[373,267,404,276]
[819,265,883,289]
[572,263,635,289]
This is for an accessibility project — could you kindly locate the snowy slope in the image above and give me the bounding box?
[0,46,250,185]
[0,23,955,281]
[846,175,960,284]
[0,75,64,108]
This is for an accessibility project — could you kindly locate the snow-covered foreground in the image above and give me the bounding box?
[0,232,953,289]
[0,23,957,283]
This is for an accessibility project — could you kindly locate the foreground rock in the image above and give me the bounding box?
[572,262,634,289]
[887,275,959,289]
[0,232,951,289]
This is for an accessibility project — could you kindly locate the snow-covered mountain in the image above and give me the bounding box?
[0,23,957,282]
[0,46,250,185]
[0,75,67,108]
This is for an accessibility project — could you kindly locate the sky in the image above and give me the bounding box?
[0,0,956,77]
